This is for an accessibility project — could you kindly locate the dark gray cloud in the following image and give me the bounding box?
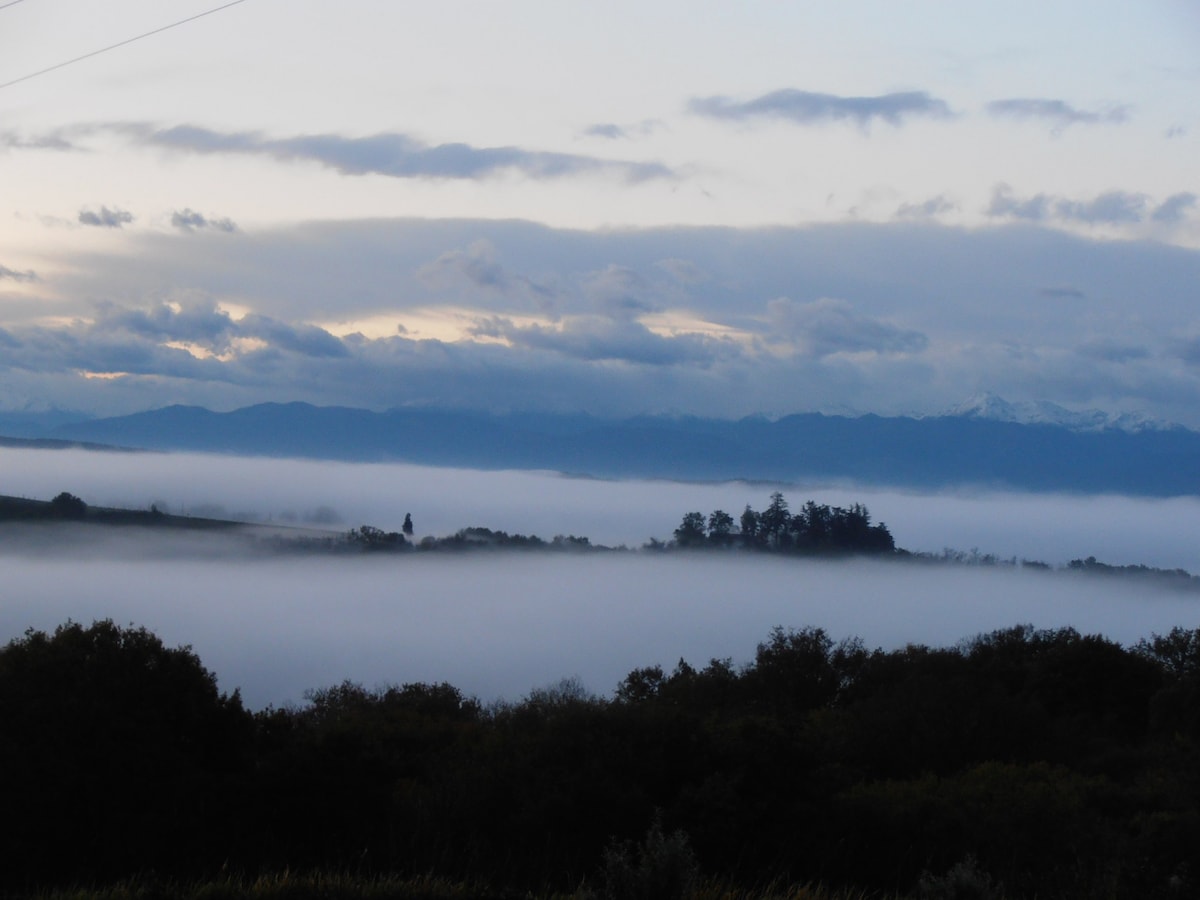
[1172,336,1200,367]
[0,298,353,380]
[1055,191,1148,224]
[123,124,673,183]
[171,208,238,233]
[1151,193,1197,224]
[897,195,957,219]
[1040,287,1086,300]
[689,89,953,127]
[0,130,76,151]
[0,264,38,283]
[94,297,238,351]
[986,98,1129,129]
[767,298,929,357]
[584,123,625,140]
[987,185,1053,221]
[582,120,661,140]
[78,206,134,228]
[988,186,1193,227]
[1077,339,1150,363]
[237,314,350,359]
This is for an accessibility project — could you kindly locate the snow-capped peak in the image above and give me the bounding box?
[941,392,1182,434]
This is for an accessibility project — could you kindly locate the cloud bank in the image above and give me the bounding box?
[6,218,1200,427]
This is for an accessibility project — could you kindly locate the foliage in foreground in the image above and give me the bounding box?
[2,620,1199,899]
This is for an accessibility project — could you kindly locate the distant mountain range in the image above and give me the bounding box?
[941,392,1180,434]
[4,398,1197,496]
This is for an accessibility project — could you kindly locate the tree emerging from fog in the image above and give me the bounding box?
[674,493,894,554]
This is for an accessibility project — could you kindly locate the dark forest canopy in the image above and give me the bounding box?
[3,619,1199,899]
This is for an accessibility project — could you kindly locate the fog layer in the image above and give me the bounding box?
[2,551,1195,710]
[3,447,1198,709]
[4,446,1200,568]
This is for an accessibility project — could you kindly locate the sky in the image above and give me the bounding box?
[2,1,1200,423]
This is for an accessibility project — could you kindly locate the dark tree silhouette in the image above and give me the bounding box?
[707,509,735,545]
[403,513,414,536]
[0,621,252,887]
[739,504,760,547]
[673,511,707,547]
[49,491,87,518]
[760,491,791,548]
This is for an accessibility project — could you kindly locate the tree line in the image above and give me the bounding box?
[673,492,895,554]
[2,619,1198,898]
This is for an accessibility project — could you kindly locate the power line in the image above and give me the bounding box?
[0,0,251,91]
[0,0,33,11]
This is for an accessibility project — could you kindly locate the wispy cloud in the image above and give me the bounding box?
[120,124,674,183]
[0,129,77,151]
[986,98,1129,130]
[0,263,38,283]
[584,123,626,140]
[582,120,662,141]
[1150,193,1197,224]
[689,89,953,127]
[897,195,957,220]
[171,208,238,233]
[1040,287,1086,300]
[78,206,134,229]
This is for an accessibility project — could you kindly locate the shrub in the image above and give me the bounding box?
[917,856,1003,900]
[599,813,699,900]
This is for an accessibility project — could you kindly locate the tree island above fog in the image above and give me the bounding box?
[10,399,1200,496]
[5,489,1200,591]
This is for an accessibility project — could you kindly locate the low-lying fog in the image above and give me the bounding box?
[2,447,1199,708]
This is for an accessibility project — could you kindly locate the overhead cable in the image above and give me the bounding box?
[0,0,251,91]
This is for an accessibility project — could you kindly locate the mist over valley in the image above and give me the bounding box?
[3,446,1198,709]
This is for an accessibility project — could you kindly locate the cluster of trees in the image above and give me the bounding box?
[341,525,601,553]
[416,527,597,552]
[3,619,1198,898]
[674,493,895,554]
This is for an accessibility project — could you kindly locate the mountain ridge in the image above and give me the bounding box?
[16,400,1199,497]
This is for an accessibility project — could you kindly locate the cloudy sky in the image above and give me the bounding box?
[2,1,1200,423]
